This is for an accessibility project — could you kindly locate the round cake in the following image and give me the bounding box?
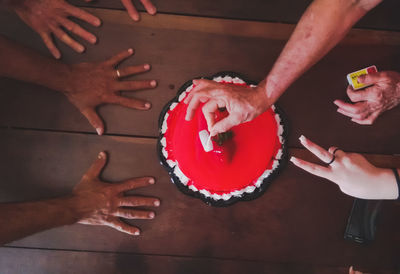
[158,72,288,206]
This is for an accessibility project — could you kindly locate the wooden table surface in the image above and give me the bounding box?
[0,2,399,274]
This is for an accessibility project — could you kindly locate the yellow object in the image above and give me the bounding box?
[346,65,377,90]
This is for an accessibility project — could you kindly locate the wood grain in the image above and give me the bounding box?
[0,9,399,154]
[0,247,364,274]
[68,0,400,32]
[0,128,398,270]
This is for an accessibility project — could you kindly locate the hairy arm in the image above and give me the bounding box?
[263,0,382,101]
[185,0,383,135]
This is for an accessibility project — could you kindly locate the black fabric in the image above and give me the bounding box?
[392,168,400,201]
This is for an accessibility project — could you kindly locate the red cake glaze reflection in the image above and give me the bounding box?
[163,81,282,196]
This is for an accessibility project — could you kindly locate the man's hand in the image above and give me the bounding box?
[74,151,160,236]
[11,0,101,59]
[290,135,399,200]
[184,79,270,136]
[63,48,157,135]
[334,71,400,125]
[119,0,157,21]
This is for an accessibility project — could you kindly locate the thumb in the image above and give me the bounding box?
[210,115,239,136]
[81,108,104,135]
[357,71,382,85]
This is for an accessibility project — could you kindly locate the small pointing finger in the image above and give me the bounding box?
[119,196,160,207]
[290,156,330,179]
[105,48,134,67]
[106,217,140,235]
[117,64,151,78]
[112,209,155,219]
[116,177,155,192]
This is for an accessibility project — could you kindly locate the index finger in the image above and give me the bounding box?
[105,48,134,67]
[290,156,331,179]
[185,91,211,121]
[299,135,333,164]
[116,177,155,192]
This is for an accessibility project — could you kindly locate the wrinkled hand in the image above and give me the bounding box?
[64,48,157,135]
[73,151,160,236]
[334,71,400,125]
[184,79,269,136]
[11,0,101,59]
[290,135,398,199]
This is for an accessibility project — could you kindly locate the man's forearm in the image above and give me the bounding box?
[0,35,71,93]
[262,0,382,101]
[0,196,82,245]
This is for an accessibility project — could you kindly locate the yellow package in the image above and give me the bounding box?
[346,65,377,90]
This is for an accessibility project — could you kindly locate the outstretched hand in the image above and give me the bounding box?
[63,48,157,135]
[73,151,160,236]
[290,136,398,200]
[334,71,400,125]
[11,0,101,59]
[184,79,270,136]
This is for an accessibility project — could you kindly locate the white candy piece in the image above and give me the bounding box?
[199,130,213,152]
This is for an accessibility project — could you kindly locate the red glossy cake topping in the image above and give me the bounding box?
[162,80,283,196]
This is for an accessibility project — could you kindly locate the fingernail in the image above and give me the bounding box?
[149,178,155,184]
[151,80,157,87]
[148,7,157,15]
[132,14,140,21]
[78,45,85,53]
[154,200,160,206]
[144,64,150,70]
[128,48,134,54]
[94,18,101,26]
[134,230,140,236]
[98,152,105,159]
[144,102,151,109]
[299,135,306,143]
[96,128,103,135]
[290,156,297,163]
[149,212,155,219]
[90,36,97,44]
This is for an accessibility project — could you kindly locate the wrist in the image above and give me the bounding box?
[373,168,399,200]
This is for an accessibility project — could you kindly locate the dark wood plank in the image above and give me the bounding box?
[0,247,364,274]
[68,0,400,32]
[0,128,399,270]
[0,9,400,154]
